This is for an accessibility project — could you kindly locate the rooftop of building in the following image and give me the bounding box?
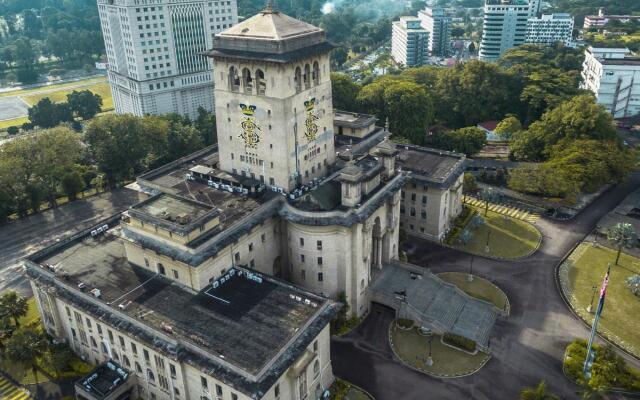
[128,193,220,235]
[396,144,466,188]
[32,230,333,379]
[334,110,378,129]
[77,360,130,400]
[207,7,333,62]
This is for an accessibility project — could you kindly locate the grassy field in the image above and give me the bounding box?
[453,206,541,259]
[0,76,107,98]
[564,243,640,358]
[390,324,489,377]
[20,81,113,110]
[438,272,509,311]
[0,116,29,129]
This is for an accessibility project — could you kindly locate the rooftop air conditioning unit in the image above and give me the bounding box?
[90,288,101,298]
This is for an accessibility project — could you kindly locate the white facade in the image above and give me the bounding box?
[581,47,640,118]
[418,7,451,56]
[97,0,238,118]
[391,17,429,66]
[583,9,640,30]
[479,0,530,61]
[525,13,574,46]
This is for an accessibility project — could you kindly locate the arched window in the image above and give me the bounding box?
[147,369,155,381]
[360,279,365,290]
[229,66,240,92]
[135,362,142,374]
[313,359,320,377]
[294,66,302,93]
[312,61,320,86]
[256,69,266,95]
[158,263,166,275]
[304,64,311,89]
[123,355,131,367]
[90,337,97,348]
[242,67,253,94]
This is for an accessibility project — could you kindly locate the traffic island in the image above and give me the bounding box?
[437,272,510,314]
[448,206,542,260]
[389,322,490,378]
[559,243,640,359]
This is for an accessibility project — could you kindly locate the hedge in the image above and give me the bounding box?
[397,318,414,329]
[443,332,476,352]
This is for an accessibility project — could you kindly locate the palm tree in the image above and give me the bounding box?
[478,187,499,216]
[4,327,48,391]
[607,223,638,265]
[577,383,607,400]
[0,291,28,327]
[520,381,559,400]
[0,317,14,351]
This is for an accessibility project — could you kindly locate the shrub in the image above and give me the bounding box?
[626,275,640,297]
[457,229,473,244]
[6,126,19,135]
[397,318,414,329]
[443,332,476,352]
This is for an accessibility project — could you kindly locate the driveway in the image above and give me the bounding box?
[332,173,640,400]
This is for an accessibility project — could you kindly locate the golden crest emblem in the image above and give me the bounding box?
[304,98,318,142]
[239,103,260,148]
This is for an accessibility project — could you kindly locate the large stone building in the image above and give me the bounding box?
[97,0,238,118]
[580,47,640,118]
[25,7,472,400]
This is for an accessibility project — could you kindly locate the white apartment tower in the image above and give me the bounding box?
[581,47,640,118]
[525,13,574,46]
[391,17,429,66]
[97,0,238,118]
[418,7,451,56]
[479,0,530,61]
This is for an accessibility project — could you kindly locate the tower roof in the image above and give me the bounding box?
[206,9,333,63]
[220,10,321,41]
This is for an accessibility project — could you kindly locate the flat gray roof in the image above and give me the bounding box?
[396,145,466,188]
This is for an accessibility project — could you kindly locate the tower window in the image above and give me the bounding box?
[312,61,320,85]
[256,69,266,95]
[242,68,253,94]
[229,66,240,92]
[294,66,302,93]
[304,63,311,89]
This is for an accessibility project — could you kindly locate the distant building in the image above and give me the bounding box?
[477,120,501,141]
[583,8,640,30]
[479,0,530,62]
[418,7,452,56]
[97,0,238,119]
[526,13,574,47]
[580,47,640,118]
[391,16,429,66]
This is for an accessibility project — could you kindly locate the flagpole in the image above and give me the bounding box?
[582,264,611,379]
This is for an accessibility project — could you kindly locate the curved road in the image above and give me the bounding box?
[332,174,640,400]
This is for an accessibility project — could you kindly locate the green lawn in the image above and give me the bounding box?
[0,76,107,99]
[438,272,509,311]
[390,324,489,377]
[564,243,640,358]
[20,81,113,110]
[453,206,541,259]
[0,116,29,130]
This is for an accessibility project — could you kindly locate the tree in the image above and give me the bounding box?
[0,291,28,327]
[478,187,499,216]
[494,115,522,141]
[61,168,85,200]
[463,172,477,202]
[13,37,36,66]
[158,115,204,165]
[0,317,14,351]
[67,90,102,120]
[28,98,73,128]
[607,223,638,265]
[47,342,74,374]
[382,81,434,144]
[429,127,486,156]
[6,126,19,136]
[195,107,217,145]
[4,327,48,388]
[331,47,348,67]
[520,381,559,400]
[331,72,361,112]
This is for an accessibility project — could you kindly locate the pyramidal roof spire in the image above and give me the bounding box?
[264,0,276,13]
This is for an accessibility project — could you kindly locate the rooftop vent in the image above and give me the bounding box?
[90,288,101,298]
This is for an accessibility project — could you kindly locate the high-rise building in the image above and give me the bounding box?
[418,7,451,56]
[528,0,541,17]
[479,0,529,62]
[580,47,640,118]
[391,16,429,66]
[525,13,574,46]
[97,0,238,118]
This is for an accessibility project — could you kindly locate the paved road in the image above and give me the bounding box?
[0,188,145,296]
[332,173,640,400]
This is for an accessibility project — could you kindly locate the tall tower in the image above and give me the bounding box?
[97,0,238,119]
[479,0,529,61]
[418,7,451,56]
[207,7,335,191]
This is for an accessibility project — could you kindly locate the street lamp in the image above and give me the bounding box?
[587,285,598,313]
[467,255,474,282]
[484,230,491,254]
[426,335,434,366]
